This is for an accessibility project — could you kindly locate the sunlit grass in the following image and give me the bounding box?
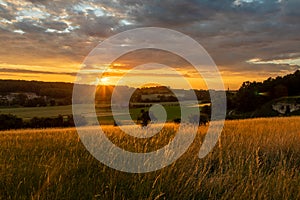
[1,117,300,199]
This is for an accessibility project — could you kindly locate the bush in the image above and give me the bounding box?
[173,118,181,124]
[188,113,209,126]
[0,114,23,130]
[0,114,87,130]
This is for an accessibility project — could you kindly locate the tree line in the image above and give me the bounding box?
[0,80,73,98]
[0,114,87,130]
[1,70,299,115]
[227,70,300,113]
[0,80,73,107]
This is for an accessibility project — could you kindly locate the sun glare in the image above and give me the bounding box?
[100,77,110,84]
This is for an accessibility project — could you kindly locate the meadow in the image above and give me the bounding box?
[1,116,300,199]
[0,106,73,120]
[0,104,183,124]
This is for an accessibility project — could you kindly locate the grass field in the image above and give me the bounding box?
[0,105,73,120]
[0,104,183,124]
[1,116,300,199]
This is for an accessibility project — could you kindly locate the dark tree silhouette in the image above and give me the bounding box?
[285,105,291,116]
[138,109,151,127]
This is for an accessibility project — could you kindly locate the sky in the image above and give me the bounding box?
[0,0,299,89]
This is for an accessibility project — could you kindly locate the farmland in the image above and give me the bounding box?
[0,105,73,120]
[1,116,300,199]
[0,104,186,124]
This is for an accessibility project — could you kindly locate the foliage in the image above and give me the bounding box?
[0,80,73,107]
[0,114,87,130]
[0,80,73,98]
[0,114,23,130]
[188,113,209,125]
[231,70,300,113]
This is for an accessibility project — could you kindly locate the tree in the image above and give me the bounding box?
[0,114,23,130]
[50,99,56,106]
[138,109,151,127]
[12,94,28,106]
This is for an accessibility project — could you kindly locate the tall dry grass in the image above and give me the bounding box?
[0,116,300,199]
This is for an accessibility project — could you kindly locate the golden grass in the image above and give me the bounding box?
[1,117,300,199]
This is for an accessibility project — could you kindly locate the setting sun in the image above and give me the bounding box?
[100,77,110,84]
[1,0,300,199]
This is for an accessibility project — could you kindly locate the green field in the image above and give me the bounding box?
[0,105,73,120]
[0,104,189,124]
[1,117,300,199]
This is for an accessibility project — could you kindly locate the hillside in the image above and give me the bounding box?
[1,117,300,199]
[0,80,211,107]
[251,96,300,118]
[227,70,300,116]
[1,70,299,120]
[0,80,73,106]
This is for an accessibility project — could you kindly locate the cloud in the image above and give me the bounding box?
[0,68,77,76]
[0,0,299,88]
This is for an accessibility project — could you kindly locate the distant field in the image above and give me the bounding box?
[1,116,300,199]
[0,104,195,123]
[0,105,73,120]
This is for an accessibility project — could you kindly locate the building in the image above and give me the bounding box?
[272,102,300,114]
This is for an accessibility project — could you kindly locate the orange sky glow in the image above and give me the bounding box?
[0,0,299,90]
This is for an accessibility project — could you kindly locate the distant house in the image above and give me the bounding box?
[24,92,38,99]
[0,96,7,102]
[272,102,300,114]
[0,92,41,104]
[141,94,176,102]
[5,93,16,102]
[141,94,160,101]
